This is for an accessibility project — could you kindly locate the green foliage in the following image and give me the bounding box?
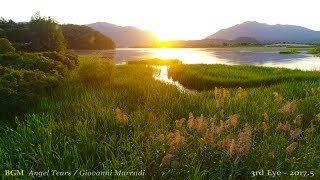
[0,18,16,29]
[0,21,32,51]
[279,49,300,54]
[29,12,66,52]
[1,16,113,52]
[0,38,15,53]
[307,47,320,54]
[1,63,320,179]
[168,64,320,90]
[0,51,79,119]
[0,65,60,118]
[61,24,115,50]
[0,52,71,76]
[0,16,66,52]
[64,52,79,66]
[78,57,114,84]
[42,51,77,70]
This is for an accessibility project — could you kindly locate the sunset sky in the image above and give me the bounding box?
[2,0,320,40]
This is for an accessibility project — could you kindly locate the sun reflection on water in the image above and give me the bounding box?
[151,48,228,64]
[152,66,195,93]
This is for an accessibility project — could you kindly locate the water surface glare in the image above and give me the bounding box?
[71,48,320,92]
[152,66,196,93]
[71,48,320,71]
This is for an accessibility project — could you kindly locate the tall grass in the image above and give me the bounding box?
[307,47,320,55]
[279,49,300,54]
[1,57,320,179]
[168,64,320,90]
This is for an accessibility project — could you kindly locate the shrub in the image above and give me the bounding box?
[33,55,68,76]
[0,38,15,54]
[0,53,68,76]
[0,50,79,119]
[42,52,76,70]
[0,65,60,118]
[78,57,114,84]
[64,52,79,66]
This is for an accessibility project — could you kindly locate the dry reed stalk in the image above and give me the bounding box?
[273,92,283,101]
[238,87,247,99]
[290,128,301,139]
[278,101,296,113]
[293,114,303,126]
[175,118,186,128]
[277,121,291,132]
[161,153,173,167]
[116,108,128,123]
[286,142,298,154]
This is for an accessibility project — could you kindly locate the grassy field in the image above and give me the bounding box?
[1,58,320,179]
[168,64,320,90]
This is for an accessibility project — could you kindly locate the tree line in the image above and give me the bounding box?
[0,13,115,52]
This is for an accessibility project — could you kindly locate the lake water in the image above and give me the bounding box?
[70,48,320,71]
[71,48,320,91]
[152,66,196,92]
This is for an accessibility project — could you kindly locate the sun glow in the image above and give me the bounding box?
[151,48,225,64]
[152,20,219,41]
[2,0,320,40]
[154,28,198,41]
[155,31,193,42]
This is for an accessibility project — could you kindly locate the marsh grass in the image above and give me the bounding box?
[168,64,320,90]
[1,57,320,179]
[279,49,300,54]
[307,47,320,55]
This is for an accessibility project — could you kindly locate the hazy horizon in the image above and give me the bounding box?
[2,0,320,40]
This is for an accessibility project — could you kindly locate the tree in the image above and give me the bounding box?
[29,12,66,52]
[0,18,31,45]
[0,18,16,29]
[0,38,15,54]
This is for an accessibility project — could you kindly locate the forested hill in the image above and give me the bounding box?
[61,24,115,50]
[0,17,115,51]
[87,22,159,47]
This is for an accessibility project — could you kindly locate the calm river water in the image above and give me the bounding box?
[70,48,320,71]
[71,48,320,91]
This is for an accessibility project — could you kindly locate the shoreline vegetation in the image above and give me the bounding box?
[68,46,320,54]
[1,55,320,178]
[168,64,320,90]
[131,45,319,49]
[279,49,301,54]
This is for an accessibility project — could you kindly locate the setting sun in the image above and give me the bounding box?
[2,0,320,40]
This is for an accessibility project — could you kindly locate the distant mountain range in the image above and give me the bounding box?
[86,21,320,48]
[206,21,320,43]
[161,37,260,48]
[87,22,158,47]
